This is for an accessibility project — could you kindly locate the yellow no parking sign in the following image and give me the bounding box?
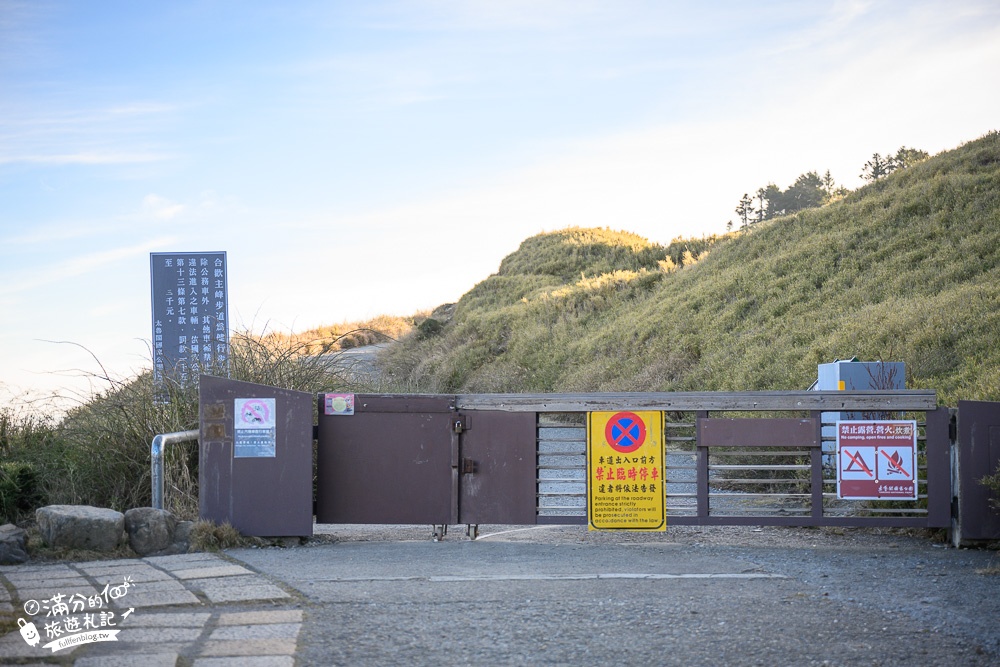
[586,411,665,531]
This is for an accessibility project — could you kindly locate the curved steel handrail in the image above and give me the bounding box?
[151,430,199,510]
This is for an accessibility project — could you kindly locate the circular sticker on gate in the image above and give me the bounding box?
[605,411,647,453]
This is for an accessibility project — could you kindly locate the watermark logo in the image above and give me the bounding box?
[17,576,136,653]
[17,618,40,646]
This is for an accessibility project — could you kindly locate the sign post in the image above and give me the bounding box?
[836,420,918,500]
[587,411,666,531]
[150,252,229,402]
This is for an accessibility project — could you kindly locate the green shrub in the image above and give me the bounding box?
[416,318,444,339]
[0,408,57,522]
[982,462,1000,514]
[0,461,43,524]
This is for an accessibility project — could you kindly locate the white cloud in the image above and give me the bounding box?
[108,102,178,115]
[0,237,176,298]
[0,150,171,165]
[142,194,186,220]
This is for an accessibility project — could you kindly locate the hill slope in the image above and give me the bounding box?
[381,132,1000,405]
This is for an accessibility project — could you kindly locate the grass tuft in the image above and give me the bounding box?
[188,520,246,551]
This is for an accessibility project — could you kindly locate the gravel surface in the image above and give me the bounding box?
[227,523,1000,666]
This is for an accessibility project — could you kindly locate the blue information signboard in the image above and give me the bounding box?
[150,252,229,401]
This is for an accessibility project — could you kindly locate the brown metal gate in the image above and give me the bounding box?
[193,387,1000,541]
[456,410,537,525]
[313,391,959,533]
[955,400,1000,542]
[315,395,536,528]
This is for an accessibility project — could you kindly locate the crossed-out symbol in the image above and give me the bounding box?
[241,399,270,424]
[605,412,647,453]
[880,449,911,478]
[843,449,873,477]
[843,448,912,479]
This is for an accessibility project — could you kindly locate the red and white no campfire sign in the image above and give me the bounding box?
[836,420,918,500]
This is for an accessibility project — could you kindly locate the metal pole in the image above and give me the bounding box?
[151,429,200,510]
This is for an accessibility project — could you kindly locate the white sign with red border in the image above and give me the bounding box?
[836,420,918,500]
[233,397,277,458]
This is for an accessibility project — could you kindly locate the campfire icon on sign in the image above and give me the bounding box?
[881,450,910,477]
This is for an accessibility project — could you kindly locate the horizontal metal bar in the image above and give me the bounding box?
[456,390,937,412]
[706,514,813,519]
[708,492,812,499]
[664,516,933,527]
[535,513,935,526]
[708,464,811,471]
[709,451,813,457]
[709,478,812,485]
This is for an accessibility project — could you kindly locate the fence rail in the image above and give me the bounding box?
[456,390,938,412]
[524,392,949,529]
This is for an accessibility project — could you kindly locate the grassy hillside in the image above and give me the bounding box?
[265,313,420,355]
[381,132,1000,405]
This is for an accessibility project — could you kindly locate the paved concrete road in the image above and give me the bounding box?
[2,524,995,665]
[323,343,390,388]
[230,524,1000,667]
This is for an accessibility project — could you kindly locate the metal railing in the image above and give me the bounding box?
[150,430,199,510]
[453,391,949,528]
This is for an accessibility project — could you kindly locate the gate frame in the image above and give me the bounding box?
[953,400,1000,545]
[454,390,950,530]
[315,390,954,532]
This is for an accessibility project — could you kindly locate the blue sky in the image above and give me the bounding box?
[2,0,999,407]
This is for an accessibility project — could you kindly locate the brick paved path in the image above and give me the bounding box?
[0,552,303,665]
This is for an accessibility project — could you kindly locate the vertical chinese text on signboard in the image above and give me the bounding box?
[150,252,229,402]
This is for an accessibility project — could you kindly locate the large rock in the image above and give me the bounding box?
[35,505,124,552]
[171,520,194,554]
[0,523,28,564]
[124,507,176,556]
